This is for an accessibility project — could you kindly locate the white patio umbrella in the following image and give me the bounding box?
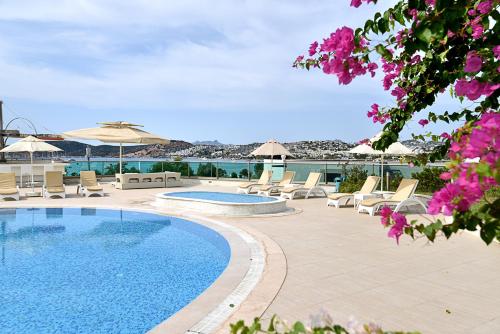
[250,139,292,160]
[0,136,63,192]
[349,132,414,191]
[250,139,292,176]
[62,121,169,174]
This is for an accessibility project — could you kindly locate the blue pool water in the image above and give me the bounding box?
[0,208,230,334]
[164,191,277,203]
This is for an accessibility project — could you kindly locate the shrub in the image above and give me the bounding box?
[230,314,419,334]
[411,167,446,193]
[339,166,368,193]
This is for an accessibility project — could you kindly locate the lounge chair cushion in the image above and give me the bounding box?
[47,186,65,193]
[86,185,103,192]
[0,188,18,195]
[0,173,17,190]
[259,184,278,191]
[327,193,353,200]
[280,186,302,193]
[359,198,401,207]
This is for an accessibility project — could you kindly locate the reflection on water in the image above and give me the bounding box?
[81,208,97,216]
[87,213,171,248]
[45,208,63,219]
[0,208,174,259]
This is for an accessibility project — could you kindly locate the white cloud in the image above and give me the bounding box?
[0,0,389,112]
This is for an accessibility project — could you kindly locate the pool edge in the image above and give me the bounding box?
[0,203,286,334]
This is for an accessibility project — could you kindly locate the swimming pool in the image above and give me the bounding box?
[0,208,230,334]
[165,191,278,203]
[155,191,288,216]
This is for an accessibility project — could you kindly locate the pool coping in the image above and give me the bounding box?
[0,203,287,334]
[155,191,289,216]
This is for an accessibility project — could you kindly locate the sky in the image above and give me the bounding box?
[0,0,464,145]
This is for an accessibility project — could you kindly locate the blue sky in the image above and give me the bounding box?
[0,0,463,144]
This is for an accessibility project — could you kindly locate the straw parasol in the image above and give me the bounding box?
[349,132,414,191]
[0,136,63,192]
[62,121,169,174]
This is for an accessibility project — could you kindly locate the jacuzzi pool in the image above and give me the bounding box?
[155,191,288,216]
[0,208,230,334]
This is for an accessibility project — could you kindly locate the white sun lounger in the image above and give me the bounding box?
[237,170,273,194]
[327,176,381,208]
[43,171,66,199]
[280,172,326,200]
[357,178,427,216]
[78,171,104,197]
[257,171,296,196]
[0,172,20,201]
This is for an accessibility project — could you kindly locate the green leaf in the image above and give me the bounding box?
[375,44,392,60]
[480,222,498,245]
[292,321,307,333]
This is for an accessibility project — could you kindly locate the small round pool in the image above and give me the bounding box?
[0,208,230,334]
[155,191,288,216]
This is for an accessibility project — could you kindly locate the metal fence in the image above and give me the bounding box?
[65,159,447,184]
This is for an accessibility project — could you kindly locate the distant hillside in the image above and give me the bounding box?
[191,140,224,146]
[53,140,193,157]
[52,138,442,160]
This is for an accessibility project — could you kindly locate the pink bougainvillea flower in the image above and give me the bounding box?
[483,83,500,96]
[465,79,483,100]
[468,9,477,16]
[380,206,392,226]
[440,132,451,140]
[470,18,484,39]
[477,0,493,14]
[350,0,362,7]
[454,79,468,96]
[366,103,379,117]
[454,79,497,100]
[494,45,500,59]
[387,212,409,244]
[464,51,482,73]
[391,87,406,100]
[350,0,373,7]
[308,41,318,56]
[418,119,429,127]
[367,62,378,77]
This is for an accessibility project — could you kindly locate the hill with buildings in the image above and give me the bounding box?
[53,139,440,160]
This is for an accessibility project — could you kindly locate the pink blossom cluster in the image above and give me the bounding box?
[381,58,403,90]
[464,51,483,72]
[366,103,390,124]
[318,26,378,85]
[466,1,495,39]
[418,119,429,127]
[455,79,499,100]
[428,112,499,215]
[494,45,500,59]
[350,0,374,8]
[380,206,409,244]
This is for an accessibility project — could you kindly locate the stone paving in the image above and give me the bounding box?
[2,182,499,334]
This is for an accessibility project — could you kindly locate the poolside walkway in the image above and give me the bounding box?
[2,182,499,334]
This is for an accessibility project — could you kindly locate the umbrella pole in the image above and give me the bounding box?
[381,154,384,191]
[119,143,123,174]
[30,152,34,193]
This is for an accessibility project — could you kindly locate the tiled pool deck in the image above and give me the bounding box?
[2,182,499,334]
